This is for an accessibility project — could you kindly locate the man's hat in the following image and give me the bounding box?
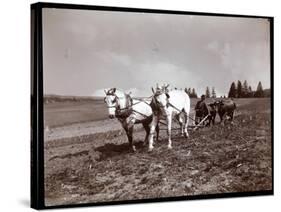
[201,94,206,99]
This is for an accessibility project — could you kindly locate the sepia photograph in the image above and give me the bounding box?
[41,6,272,207]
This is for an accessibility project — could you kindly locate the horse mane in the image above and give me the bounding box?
[115,89,126,98]
[107,88,126,98]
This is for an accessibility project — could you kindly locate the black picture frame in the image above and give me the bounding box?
[31,2,274,209]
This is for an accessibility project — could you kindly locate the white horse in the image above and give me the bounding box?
[104,88,159,152]
[148,85,190,151]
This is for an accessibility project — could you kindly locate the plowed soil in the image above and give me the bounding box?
[44,98,272,206]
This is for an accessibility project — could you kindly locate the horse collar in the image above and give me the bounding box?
[115,94,133,119]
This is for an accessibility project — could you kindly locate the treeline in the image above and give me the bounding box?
[185,87,198,98]
[43,94,99,104]
[205,86,218,98]
[185,86,218,98]
[228,80,269,98]
[179,81,269,99]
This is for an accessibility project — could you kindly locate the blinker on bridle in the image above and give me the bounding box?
[104,93,118,108]
[153,91,170,108]
[105,93,130,109]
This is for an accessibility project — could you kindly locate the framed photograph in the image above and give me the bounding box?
[31,2,273,209]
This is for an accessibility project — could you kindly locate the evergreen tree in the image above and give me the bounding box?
[248,86,253,98]
[237,80,242,98]
[205,86,210,98]
[191,88,198,98]
[228,82,236,98]
[254,81,264,97]
[242,80,249,97]
[211,87,216,98]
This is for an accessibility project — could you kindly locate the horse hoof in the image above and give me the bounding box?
[148,147,154,152]
[168,145,172,149]
[132,146,136,152]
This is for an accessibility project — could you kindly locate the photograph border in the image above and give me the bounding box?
[31,2,274,209]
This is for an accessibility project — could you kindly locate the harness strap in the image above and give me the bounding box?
[167,102,197,122]
[115,94,133,118]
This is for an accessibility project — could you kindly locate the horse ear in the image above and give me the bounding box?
[112,88,116,93]
[166,84,170,89]
[104,89,107,95]
[166,93,170,99]
[151,87,155,94]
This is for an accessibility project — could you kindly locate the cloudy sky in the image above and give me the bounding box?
[43,8,270,97]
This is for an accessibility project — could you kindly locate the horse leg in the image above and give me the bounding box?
[146,121,159,143]
[126,117,136,152]
[212,112,216,125]
[219,113,223,123]
[126,126,135,152]
[220,113,226,126]
[142,123,150,145]
[155,123,160,142]
[148,115,158,152]
[184,112,189,138]
[176,113,184,136]
[167,114,172,149]
[230,111,234,124]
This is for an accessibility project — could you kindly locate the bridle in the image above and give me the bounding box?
[104,93,119,109]
[151,90,170,113]
[104,91,133,118]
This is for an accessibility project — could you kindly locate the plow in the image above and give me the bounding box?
[157,113,210,131]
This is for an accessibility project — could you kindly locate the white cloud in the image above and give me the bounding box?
[92,88,107,97]
[43,9,271,96]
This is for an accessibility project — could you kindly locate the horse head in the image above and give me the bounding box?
[104,88,132,119]
[104,88,119,119]
[151,84,170,113]
[212,100,224,112]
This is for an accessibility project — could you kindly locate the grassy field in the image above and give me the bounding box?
[44,98,272,206]
[44,97,259,128]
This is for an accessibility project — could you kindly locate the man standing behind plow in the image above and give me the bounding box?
[194,94,210,126]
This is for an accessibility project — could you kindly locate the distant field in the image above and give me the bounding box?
[44,97,260,128]
[44,99,108,128]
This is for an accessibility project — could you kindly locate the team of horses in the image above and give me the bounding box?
[104,85,236,152]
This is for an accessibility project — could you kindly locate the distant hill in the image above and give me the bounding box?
[44,94,103,104]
